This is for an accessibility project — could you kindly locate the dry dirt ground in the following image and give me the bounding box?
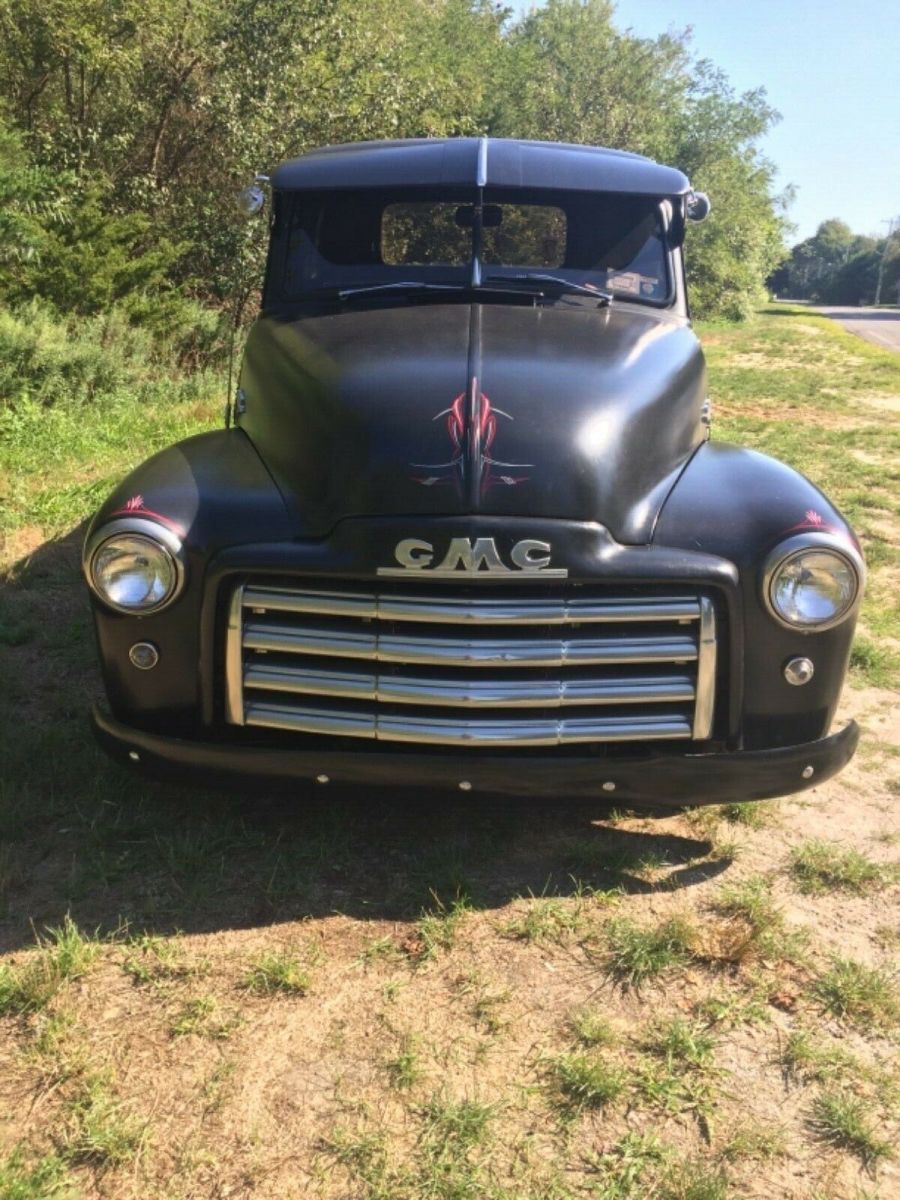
[1,311,898,1200]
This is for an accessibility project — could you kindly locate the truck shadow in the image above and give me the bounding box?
[0,526,732,955]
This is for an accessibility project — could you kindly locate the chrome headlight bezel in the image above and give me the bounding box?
[762,532,864,633]
[83,517,186,616]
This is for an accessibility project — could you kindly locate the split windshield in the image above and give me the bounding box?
[273,186,671,305]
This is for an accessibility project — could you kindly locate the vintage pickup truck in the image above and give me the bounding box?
[83,137,864,807]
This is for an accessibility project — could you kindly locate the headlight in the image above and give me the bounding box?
[85,519,185,614]
[763,534,863,631]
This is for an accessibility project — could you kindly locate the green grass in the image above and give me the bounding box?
[0,1149,75,1199]
[601,916,695,988]
[811,958,900,1031]
[501,895,586,943]
[809,1089,893,1170]
[0,917,100,1016]
[386,1035,422,1090]
[551,1051,627,1111]
[570,1007,618,1047]
[169,995,241,1040]
[411,894,472,961]
[719,1121,787,1162]
[61,1072,146,1167]
[243,949,312,996]
[641,1016,717,1071]
[789,839,896,895]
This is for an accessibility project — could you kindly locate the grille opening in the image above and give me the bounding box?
[225,580,717,748]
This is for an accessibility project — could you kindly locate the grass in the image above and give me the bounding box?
[411,893,472,961]
[0,917,100,1016]
[719,1121,787,1162]
[601,915,695,988]
[500,894,587,943]
[551,1051,627,1111]
[61,1072,146,1167]
[789,839,896,895]
[243,949,312,996]
[570,1007,618,1047]
[386,1035,422,1090]
[170,996,241,1040]
[811,958,900,1031]
[809,1089,893,1170]
[706,875,807,964]
[0,1149,75,1199]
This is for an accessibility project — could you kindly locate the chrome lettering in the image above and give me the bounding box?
[395,538,433,569]
[510,539,553,573]
[435,537,510,574]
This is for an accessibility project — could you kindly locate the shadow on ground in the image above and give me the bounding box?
[0,527,731,954]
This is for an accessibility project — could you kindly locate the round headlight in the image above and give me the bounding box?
[85,519,185,614]
[764,536,862,631]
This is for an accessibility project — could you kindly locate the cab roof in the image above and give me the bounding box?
[271,137,691,197]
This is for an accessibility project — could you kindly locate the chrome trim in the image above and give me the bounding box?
[243,662,696,708]
[225,585,245,725]
[376,566,569,579]
[692,596,717,739]
[241,622,699,667]
[243,700,692,746]
[83,517,186,616]
[761,532,865,633]
[240,585,700,625]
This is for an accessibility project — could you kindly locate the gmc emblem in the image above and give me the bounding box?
[377,537,568,578]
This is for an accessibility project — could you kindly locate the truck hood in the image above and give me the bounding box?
[238,301,706,544]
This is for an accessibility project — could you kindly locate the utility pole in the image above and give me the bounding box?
[874,216,898,306]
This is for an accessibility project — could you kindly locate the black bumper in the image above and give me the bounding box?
[92,706,858,807]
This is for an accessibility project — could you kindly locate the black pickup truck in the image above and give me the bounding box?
[82,137,863,807]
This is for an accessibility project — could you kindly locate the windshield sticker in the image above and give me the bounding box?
[412,391,531,495]
[607,272,641,294]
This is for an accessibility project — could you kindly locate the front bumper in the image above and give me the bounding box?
[92,706,858,807]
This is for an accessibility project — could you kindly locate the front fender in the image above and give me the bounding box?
[85,430,293,728]
[654,442,861,748]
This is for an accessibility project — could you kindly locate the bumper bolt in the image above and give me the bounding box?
[801,765,814,779]
[459,780,472,791]
[316,774,330,784]
[128,750,140,762]
[602,781,616,792]
[784,656,814,686]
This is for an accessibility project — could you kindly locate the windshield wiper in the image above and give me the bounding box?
[337,280,545,302]
[488,273,613,305]
[338,281,464,300]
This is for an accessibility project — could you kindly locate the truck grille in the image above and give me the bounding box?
[224,582,717,747]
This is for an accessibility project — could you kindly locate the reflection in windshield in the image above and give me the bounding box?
[278,187,669,304]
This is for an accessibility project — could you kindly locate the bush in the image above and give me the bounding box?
[0,300,225,411]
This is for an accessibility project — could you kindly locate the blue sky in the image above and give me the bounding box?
[507,0,900,243]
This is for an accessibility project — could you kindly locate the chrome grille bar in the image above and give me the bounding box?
[243,662,696,707]
[244,700,693,746]
[242,585,701,625]
[242,622,699,667]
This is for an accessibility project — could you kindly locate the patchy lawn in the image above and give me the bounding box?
[0,307,897,1199]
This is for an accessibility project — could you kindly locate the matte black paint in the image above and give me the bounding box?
[237,302,706,544]
[271,137,690,198]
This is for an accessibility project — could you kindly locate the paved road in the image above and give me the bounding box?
[816,306,900,352]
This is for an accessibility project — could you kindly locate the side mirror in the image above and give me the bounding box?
[236,174,270,218]
[686,191,711,223]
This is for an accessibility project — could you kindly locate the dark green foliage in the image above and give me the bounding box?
[0,0,788,336]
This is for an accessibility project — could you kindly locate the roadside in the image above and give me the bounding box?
[816,306,900,353]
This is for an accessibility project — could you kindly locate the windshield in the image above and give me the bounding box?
[272,186,671,305]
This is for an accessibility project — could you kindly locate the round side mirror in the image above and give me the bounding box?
[237,183,266,218]
[687,191,711,223]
